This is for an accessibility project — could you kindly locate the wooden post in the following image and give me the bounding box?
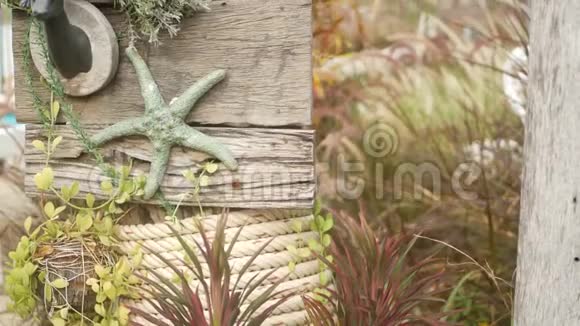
[515,1,580,324]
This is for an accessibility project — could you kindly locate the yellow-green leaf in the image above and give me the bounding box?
[51,278,69,289]
[50,317,65,326]
[34,167,54,191]
[24,216,32,234]
[70,182,80,198]
[44,281,53,303]
[59,307,68,319]
[51,100,60,119]
[95,265,109,278]
[101,180,113,194]
[118,305,130,325]
[86,193,95,208]
[204,162,218,174]
[322,217,334,232]
[44,202,56,218]
[319,272,329,286]
[291,220,303,233]
[322,234,332,247]
[51,136,63,151]
[94,303,106,316]
[298,248,311,258]
[199,175,209,187]
[288,261,296,273]
[182,170,196,183]
[76,213,93,232]
[32,140,46,152]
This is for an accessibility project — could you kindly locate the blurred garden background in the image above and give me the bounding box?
[313,0,526,324]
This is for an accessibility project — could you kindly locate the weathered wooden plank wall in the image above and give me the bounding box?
[16,0,314,209]
[514,1,580,324]
[14,0,312,127]
[26,125,314,208]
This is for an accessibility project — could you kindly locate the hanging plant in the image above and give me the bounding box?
[4,94,145,325]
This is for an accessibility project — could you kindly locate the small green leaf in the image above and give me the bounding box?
[23,262,37,275]
[108,202,117,214]
[34,167,54,191]
[182,170,196,183]
[60,185,71,201]
[101,180,113,194]
[291,220,303,233]
[51,100,60,119]
[86,278,98,286]
[54,206,66,218]
[59,307,68,319]
[314,200,321,216]
[319,272,329,286]
[288,261,296,273]
[70,182,80,198]
[50,317,65,326]
[115,192,130,204]
[95,265,109,278]
[99,235,113,246]
[310,220,318,232]
[76,213,93,232]
[44,282,53,303]
[308,239,323,252]
[118,305,130,324]
[316,215,325,228]
[44,202,56,219]
[104,282,117,300]
[94,303,106,316]
[51,136,63,151]
[199,175,209,187]
[204,162,219,174]
[32,140,45,152]
[24,217,32,234]
[322,234,332,247]
[322,216,334,232]
[51,278,69,289]
[86,193,95,208]
[298,248,311,258]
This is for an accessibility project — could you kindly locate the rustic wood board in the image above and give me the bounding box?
[25,125,315,208]
[13,0,312,127]
[514,1,580,324]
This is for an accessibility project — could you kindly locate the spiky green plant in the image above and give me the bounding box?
[303,210,449,325]
[131,211,293,326]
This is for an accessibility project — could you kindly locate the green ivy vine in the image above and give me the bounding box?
[287,201,334,302]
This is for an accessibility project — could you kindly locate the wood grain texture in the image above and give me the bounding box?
[25,125,315,208]
[514,1,580,325]
[13,0,312,127]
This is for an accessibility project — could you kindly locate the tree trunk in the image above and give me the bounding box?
[515,1,580,325]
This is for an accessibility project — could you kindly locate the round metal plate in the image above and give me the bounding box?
[30,0,119,97]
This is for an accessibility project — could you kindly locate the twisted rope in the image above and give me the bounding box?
[117,210,321,325]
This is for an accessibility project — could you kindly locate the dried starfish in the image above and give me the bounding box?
[91,46,238,199]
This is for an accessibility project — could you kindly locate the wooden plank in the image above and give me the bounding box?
[13,0,312,127]
[25,125,315,208]
[514,1,580,325]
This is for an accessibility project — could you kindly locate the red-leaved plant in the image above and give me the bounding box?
[131,211,293,326]
[304,210,450,325]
